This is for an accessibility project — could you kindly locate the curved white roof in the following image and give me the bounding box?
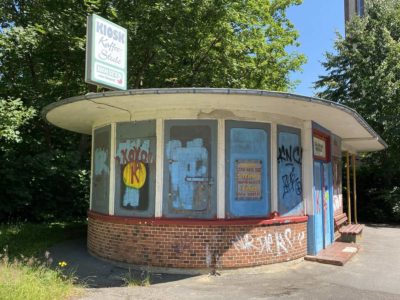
[42,88,387,152]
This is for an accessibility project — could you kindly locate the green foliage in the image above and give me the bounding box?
[0,98,35,145]
[0,0,305,222]
[115,0,306,90]
[315,0,400,223]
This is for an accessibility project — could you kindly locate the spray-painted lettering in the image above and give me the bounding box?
[278,131,303,215]
[115,139,154,165]
[232,228,305,256]
[282,166,302,199]
[278,145,302,165]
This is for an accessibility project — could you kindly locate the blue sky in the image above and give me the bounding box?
[287,1,345,97]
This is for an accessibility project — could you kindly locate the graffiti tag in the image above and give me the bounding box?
[232,228,305,256]
[282,166,302,199]
[278,145,302,165]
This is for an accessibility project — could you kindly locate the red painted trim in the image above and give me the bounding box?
[313,129,331,162]
[88,211,308,226]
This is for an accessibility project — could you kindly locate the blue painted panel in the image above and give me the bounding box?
[166,138,209,210]
[307,215,316,255]
[323,162,334,247]
[277,129,303,216]
[163,120,217,219]
[226,123,270,218]
[313,161,324,254]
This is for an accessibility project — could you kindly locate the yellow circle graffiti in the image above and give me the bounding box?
[123,161,146,189]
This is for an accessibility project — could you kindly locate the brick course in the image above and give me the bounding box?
[88,212,308,269]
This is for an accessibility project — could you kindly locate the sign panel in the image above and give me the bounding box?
[86,14,127,90]
[235,160,262,200]
[313,136,327,160]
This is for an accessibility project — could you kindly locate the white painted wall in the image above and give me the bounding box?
[108,123,116,215]
[302,120,314,216]
[217,119,225,219]
[155,119,164,218]
[89,127,94,210]
[270,123,278,213]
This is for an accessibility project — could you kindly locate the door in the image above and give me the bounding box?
[313,161,324,253]
[309,127,334,255]
[323,162,333,247]
[313,161,333,253]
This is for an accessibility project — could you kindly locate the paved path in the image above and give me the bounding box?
[51,225,400,299]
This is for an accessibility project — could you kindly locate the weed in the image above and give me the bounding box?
[0,248,81,300]
[0,223,86,300]
[121,268,152,287]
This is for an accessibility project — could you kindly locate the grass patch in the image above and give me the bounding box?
[0,222,87,300]
[122,268,152,287]
[0,253,81,300]
[0,222,86,259]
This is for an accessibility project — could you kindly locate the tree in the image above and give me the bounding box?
[114,0,306,90]
[0,0,305,222]
[0,98,35,145]
[315,0,400,223]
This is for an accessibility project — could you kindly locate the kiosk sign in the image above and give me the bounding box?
[85,14,127,90]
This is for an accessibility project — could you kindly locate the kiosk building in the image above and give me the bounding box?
[43,88,386,270]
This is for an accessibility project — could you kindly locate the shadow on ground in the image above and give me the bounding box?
[49,238,195,288]
[366,223,400,229]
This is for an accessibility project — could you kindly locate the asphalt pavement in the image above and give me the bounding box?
[50,224,400,300]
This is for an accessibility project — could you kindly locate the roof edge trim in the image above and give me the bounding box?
[41,88,388,149]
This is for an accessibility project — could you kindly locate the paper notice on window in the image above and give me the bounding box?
[235,160,262,200]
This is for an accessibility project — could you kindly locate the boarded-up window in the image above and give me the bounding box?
[226,121,270,218]
[277,125,303,216]
[91,125,111,214]
[163,120,217,218]
[114,121,156,217]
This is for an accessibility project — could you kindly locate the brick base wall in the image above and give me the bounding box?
[87,212,308,269]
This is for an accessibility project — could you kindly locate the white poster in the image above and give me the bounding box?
[313,136,327,159]
[85,14,127,90]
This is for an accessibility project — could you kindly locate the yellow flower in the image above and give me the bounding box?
[58,261,68,267]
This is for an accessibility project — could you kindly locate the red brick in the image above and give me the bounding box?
[88,213,307,269]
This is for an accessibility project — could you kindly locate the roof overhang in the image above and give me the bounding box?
[42,88,387,153]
